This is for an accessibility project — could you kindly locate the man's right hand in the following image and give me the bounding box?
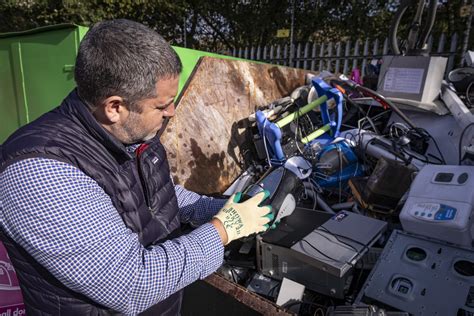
[212,191,273,245]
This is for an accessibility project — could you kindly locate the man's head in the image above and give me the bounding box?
[74,19,182,144]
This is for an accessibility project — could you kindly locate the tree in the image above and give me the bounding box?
[0,0,471,54]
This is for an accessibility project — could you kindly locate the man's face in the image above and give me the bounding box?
[121,76,179,144]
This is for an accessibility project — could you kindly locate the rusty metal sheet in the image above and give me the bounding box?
[161,56,313,194]
[204,273,293,316]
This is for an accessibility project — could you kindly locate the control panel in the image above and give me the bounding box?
[400,165,474,247]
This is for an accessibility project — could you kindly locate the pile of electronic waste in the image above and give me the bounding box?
[217,53,474,316]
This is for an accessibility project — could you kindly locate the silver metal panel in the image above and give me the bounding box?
[357,230,474,315]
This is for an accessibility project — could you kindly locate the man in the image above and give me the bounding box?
[0,19,273,315]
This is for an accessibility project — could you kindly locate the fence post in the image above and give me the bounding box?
[238,47,243,58]
[311,43,317,71]
[427,35,433,54]
[326,41,334,72]
[319,42,325,71]
[232,47,237,57]
[296,43,302,68]
[372,38,379,57]
[276,45,281,65]
[256,45,261,60]
[284,44,289,66]
[382,37,389,55]
[437,33,446,54]
[262,45,268,62]
[353,39,361,72]
[250,46,255,60]
[343,40,351,75]
[447,33,458,73]
[244,46,249,59]
[303,42,310,70]
[361,38,369,76]
[335,42,342,74]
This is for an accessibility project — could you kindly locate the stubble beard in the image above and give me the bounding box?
[121,111,156,144]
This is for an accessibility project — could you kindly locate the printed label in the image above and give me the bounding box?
[411,203,457,221]
[383,67,424,94]
[0,242,24,314]
[222,206,244,235]
[435,204,457,220]
[412,202,440,214]
[332,211,348,222]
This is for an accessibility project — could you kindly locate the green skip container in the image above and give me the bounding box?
[0,24,237,143]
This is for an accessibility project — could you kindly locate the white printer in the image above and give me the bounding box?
[400,165,474,247]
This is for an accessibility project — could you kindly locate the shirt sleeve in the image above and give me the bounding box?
[175,185,227,226]
[0,158,224,315]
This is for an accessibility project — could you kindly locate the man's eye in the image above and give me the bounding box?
[156,102,173,111]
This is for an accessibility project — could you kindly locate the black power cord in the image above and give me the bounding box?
[300,239,353,266]
[459,123,474,164]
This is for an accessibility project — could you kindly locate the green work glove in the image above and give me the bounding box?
[214,191,273,245]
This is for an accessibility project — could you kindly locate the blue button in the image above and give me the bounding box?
[415,211,419,216]
[421,213,426,217]
[428,213,432,217]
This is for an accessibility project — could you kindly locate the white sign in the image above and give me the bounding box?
[383,67,425,94]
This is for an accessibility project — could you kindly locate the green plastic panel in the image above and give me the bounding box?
[173,46,240,95]
[0,24,242,143]
[0,24,85,142]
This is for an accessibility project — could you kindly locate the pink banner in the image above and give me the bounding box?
[0,242,24,316]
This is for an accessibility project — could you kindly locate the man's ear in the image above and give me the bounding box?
[100,96,126,124]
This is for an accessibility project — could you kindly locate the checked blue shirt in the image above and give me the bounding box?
[0,157,226,315]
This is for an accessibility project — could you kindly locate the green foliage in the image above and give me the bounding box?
[0,0,471,53]
[0,0,188,40]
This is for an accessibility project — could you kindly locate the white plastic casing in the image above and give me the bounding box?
[400,165,474,247]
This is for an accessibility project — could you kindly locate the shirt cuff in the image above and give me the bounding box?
[188,223,224,277]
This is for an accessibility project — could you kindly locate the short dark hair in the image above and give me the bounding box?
[74,19,182,109]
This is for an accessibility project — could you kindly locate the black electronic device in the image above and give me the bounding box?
[242,156,311,225]
[243,166,301,225]
[327,305,409,316]
[257,210,387,298]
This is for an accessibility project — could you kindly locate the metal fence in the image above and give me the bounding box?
[231,33,460,76]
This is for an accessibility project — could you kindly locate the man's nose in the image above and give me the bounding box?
[163,103,175,117]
